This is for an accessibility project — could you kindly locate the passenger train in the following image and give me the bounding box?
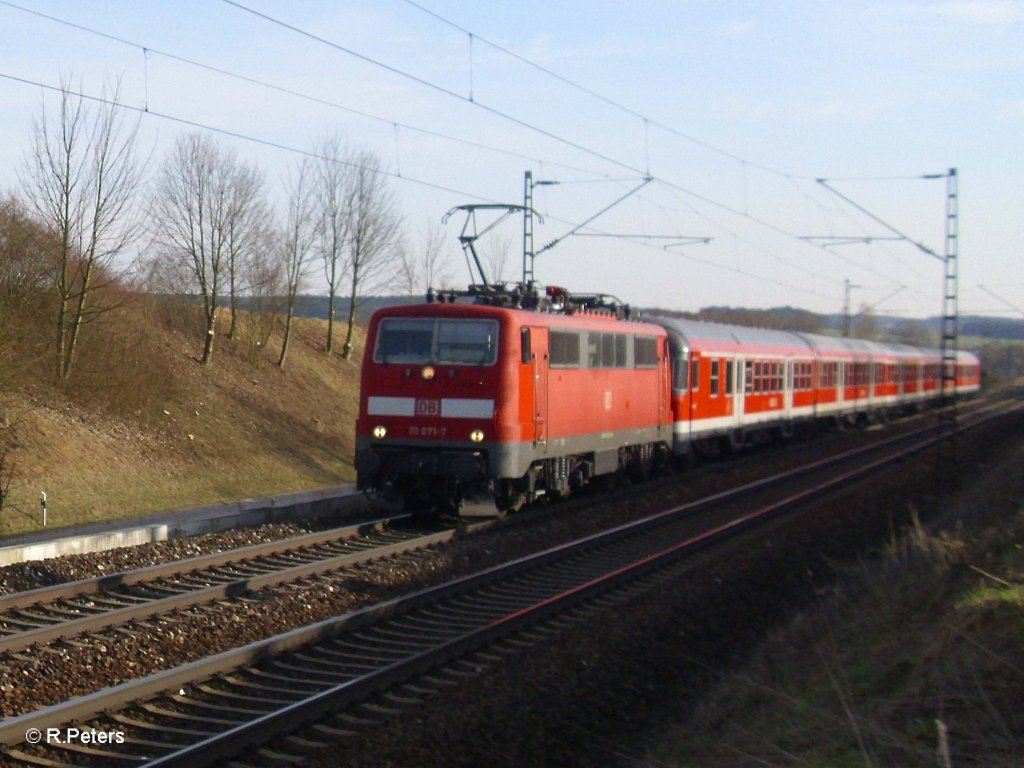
[354,284,981,515]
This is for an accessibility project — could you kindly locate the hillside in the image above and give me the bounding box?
[0,298,362,538]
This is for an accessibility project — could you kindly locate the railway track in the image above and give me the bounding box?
[0,516,493,657]
[0,400,961,668]
[2,398,1017,767]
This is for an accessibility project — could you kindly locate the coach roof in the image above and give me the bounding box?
[652,316,814,356]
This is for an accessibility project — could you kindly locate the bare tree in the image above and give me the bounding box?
[314,134,349,355]
[0,194,50,299]
[225,162,269,341]
[21,76,143,382]
[151,133,264,365]
[398,219,454,297]
[395,237,416,297]
[238,233,285,364]
[338,149,402,359]
[0,438,18,521]
[277,157,317,368]
[0,196,51,391]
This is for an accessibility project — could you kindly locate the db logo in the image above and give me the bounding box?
[416,399,440,416]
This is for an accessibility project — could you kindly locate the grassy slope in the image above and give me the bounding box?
[646,437,1024,768]
[0,305,362,537]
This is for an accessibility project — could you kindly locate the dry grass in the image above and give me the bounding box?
[646,441,1024,768]
[0,297,362,536]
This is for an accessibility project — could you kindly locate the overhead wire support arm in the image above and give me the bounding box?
[816,178,943,260]
[535,176,653,256]
[854,284,907,317]
[978,285,1024,319]
[798,235,904,248]
[573,234,712,246]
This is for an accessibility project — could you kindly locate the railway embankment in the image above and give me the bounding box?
[642,426,1024,767]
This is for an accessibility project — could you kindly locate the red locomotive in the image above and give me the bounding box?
[355,287,672,513]
[354,284,980,515]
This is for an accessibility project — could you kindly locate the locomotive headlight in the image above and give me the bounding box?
[421,366,435,380]
[469,429,485,443]
[372,425,387,439]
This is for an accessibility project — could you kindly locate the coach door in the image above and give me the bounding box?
[524,327,549,449]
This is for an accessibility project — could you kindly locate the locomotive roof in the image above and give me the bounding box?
[371,300,667,332]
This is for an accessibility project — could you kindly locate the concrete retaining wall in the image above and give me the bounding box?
[0,485,366,567]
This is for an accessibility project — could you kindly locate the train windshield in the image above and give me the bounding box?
[374,318,499,365]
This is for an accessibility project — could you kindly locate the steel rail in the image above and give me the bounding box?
[0,519,405,612]
[2,399,1016,766]
[0,515,488,656]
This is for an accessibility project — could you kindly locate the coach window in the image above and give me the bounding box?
[587,333,601,368]
[725,359,734,394]
[634,336,658,368]
[691,358,700,391]
[674,357,689,392]
[819,362,835,388]
[601,333,616,368]
[710,359,720,396]
[550,331,580,367]
[615,334,628,367]
[745,361,753,393]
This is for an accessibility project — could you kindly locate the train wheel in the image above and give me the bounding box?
[495,480,527,517]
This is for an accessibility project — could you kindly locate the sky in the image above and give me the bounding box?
[0,0,1021,319]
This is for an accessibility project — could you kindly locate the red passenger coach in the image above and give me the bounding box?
[655,318,817,454]
[355,293,672,513]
